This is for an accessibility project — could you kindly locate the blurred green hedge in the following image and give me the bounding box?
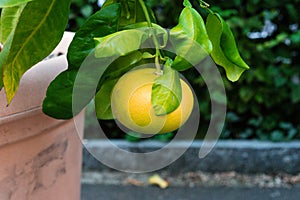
[70,0,300,141]
[201,0,300,141]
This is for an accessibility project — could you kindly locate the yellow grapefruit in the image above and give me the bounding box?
[111,68,194,134]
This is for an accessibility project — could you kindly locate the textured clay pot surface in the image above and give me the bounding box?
[0,32,85,200]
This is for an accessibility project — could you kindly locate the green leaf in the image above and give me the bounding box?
[94,29,147,58]
[43,4,136,120]
[170,4,212,71]
[42,70,77,119]
[42,61,105,119]
[91,51,145,120]
[102,0,118,7]
[0,4,26,88]
[183,0,192,7]
[0,0,34,7]
[1,0,71,104]
[99,51,143,86]
[0,33,13,89]
[95,79,118,120]
[206,13,250,82]
[43,55,114,119]
[123,22,168,48]
[142,52,155,59]
[95,51,143,120]
[67,3,120,69]
[0,4,25,43]
[151,59,182,116]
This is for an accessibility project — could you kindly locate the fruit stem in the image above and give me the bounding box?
[197,0,213,13]
[154,56,163,75]
[198,0,210,8]
[138,0,163,75]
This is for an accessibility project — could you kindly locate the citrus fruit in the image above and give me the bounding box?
[111,68,194,134]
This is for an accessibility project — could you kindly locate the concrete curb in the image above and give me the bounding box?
[82,139,300,174]
[81,184,300,200]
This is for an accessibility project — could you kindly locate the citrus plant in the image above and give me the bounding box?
[0,0,249,134]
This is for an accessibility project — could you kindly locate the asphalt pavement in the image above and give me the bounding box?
[81,184,300,200]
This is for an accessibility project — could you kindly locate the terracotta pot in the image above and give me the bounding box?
[0,32,84,200]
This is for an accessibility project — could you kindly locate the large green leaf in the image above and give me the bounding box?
[95,51,143,120]
[170,0,212,71]
[43,58,107,119]
[95,79,118,120]
[151,59,182,116]
[43,51,143,120]
[43,4,123,120]
[206,12,250,81]
[43,55,115,119]
[0,0,34,7]
[67,3,120,69]
[1,0,71,104]
[42,70,77,119]
[94,29,147,58]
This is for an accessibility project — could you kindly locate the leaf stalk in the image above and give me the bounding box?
[138,0,163,74]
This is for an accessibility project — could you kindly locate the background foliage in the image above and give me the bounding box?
[70,0,300,141]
